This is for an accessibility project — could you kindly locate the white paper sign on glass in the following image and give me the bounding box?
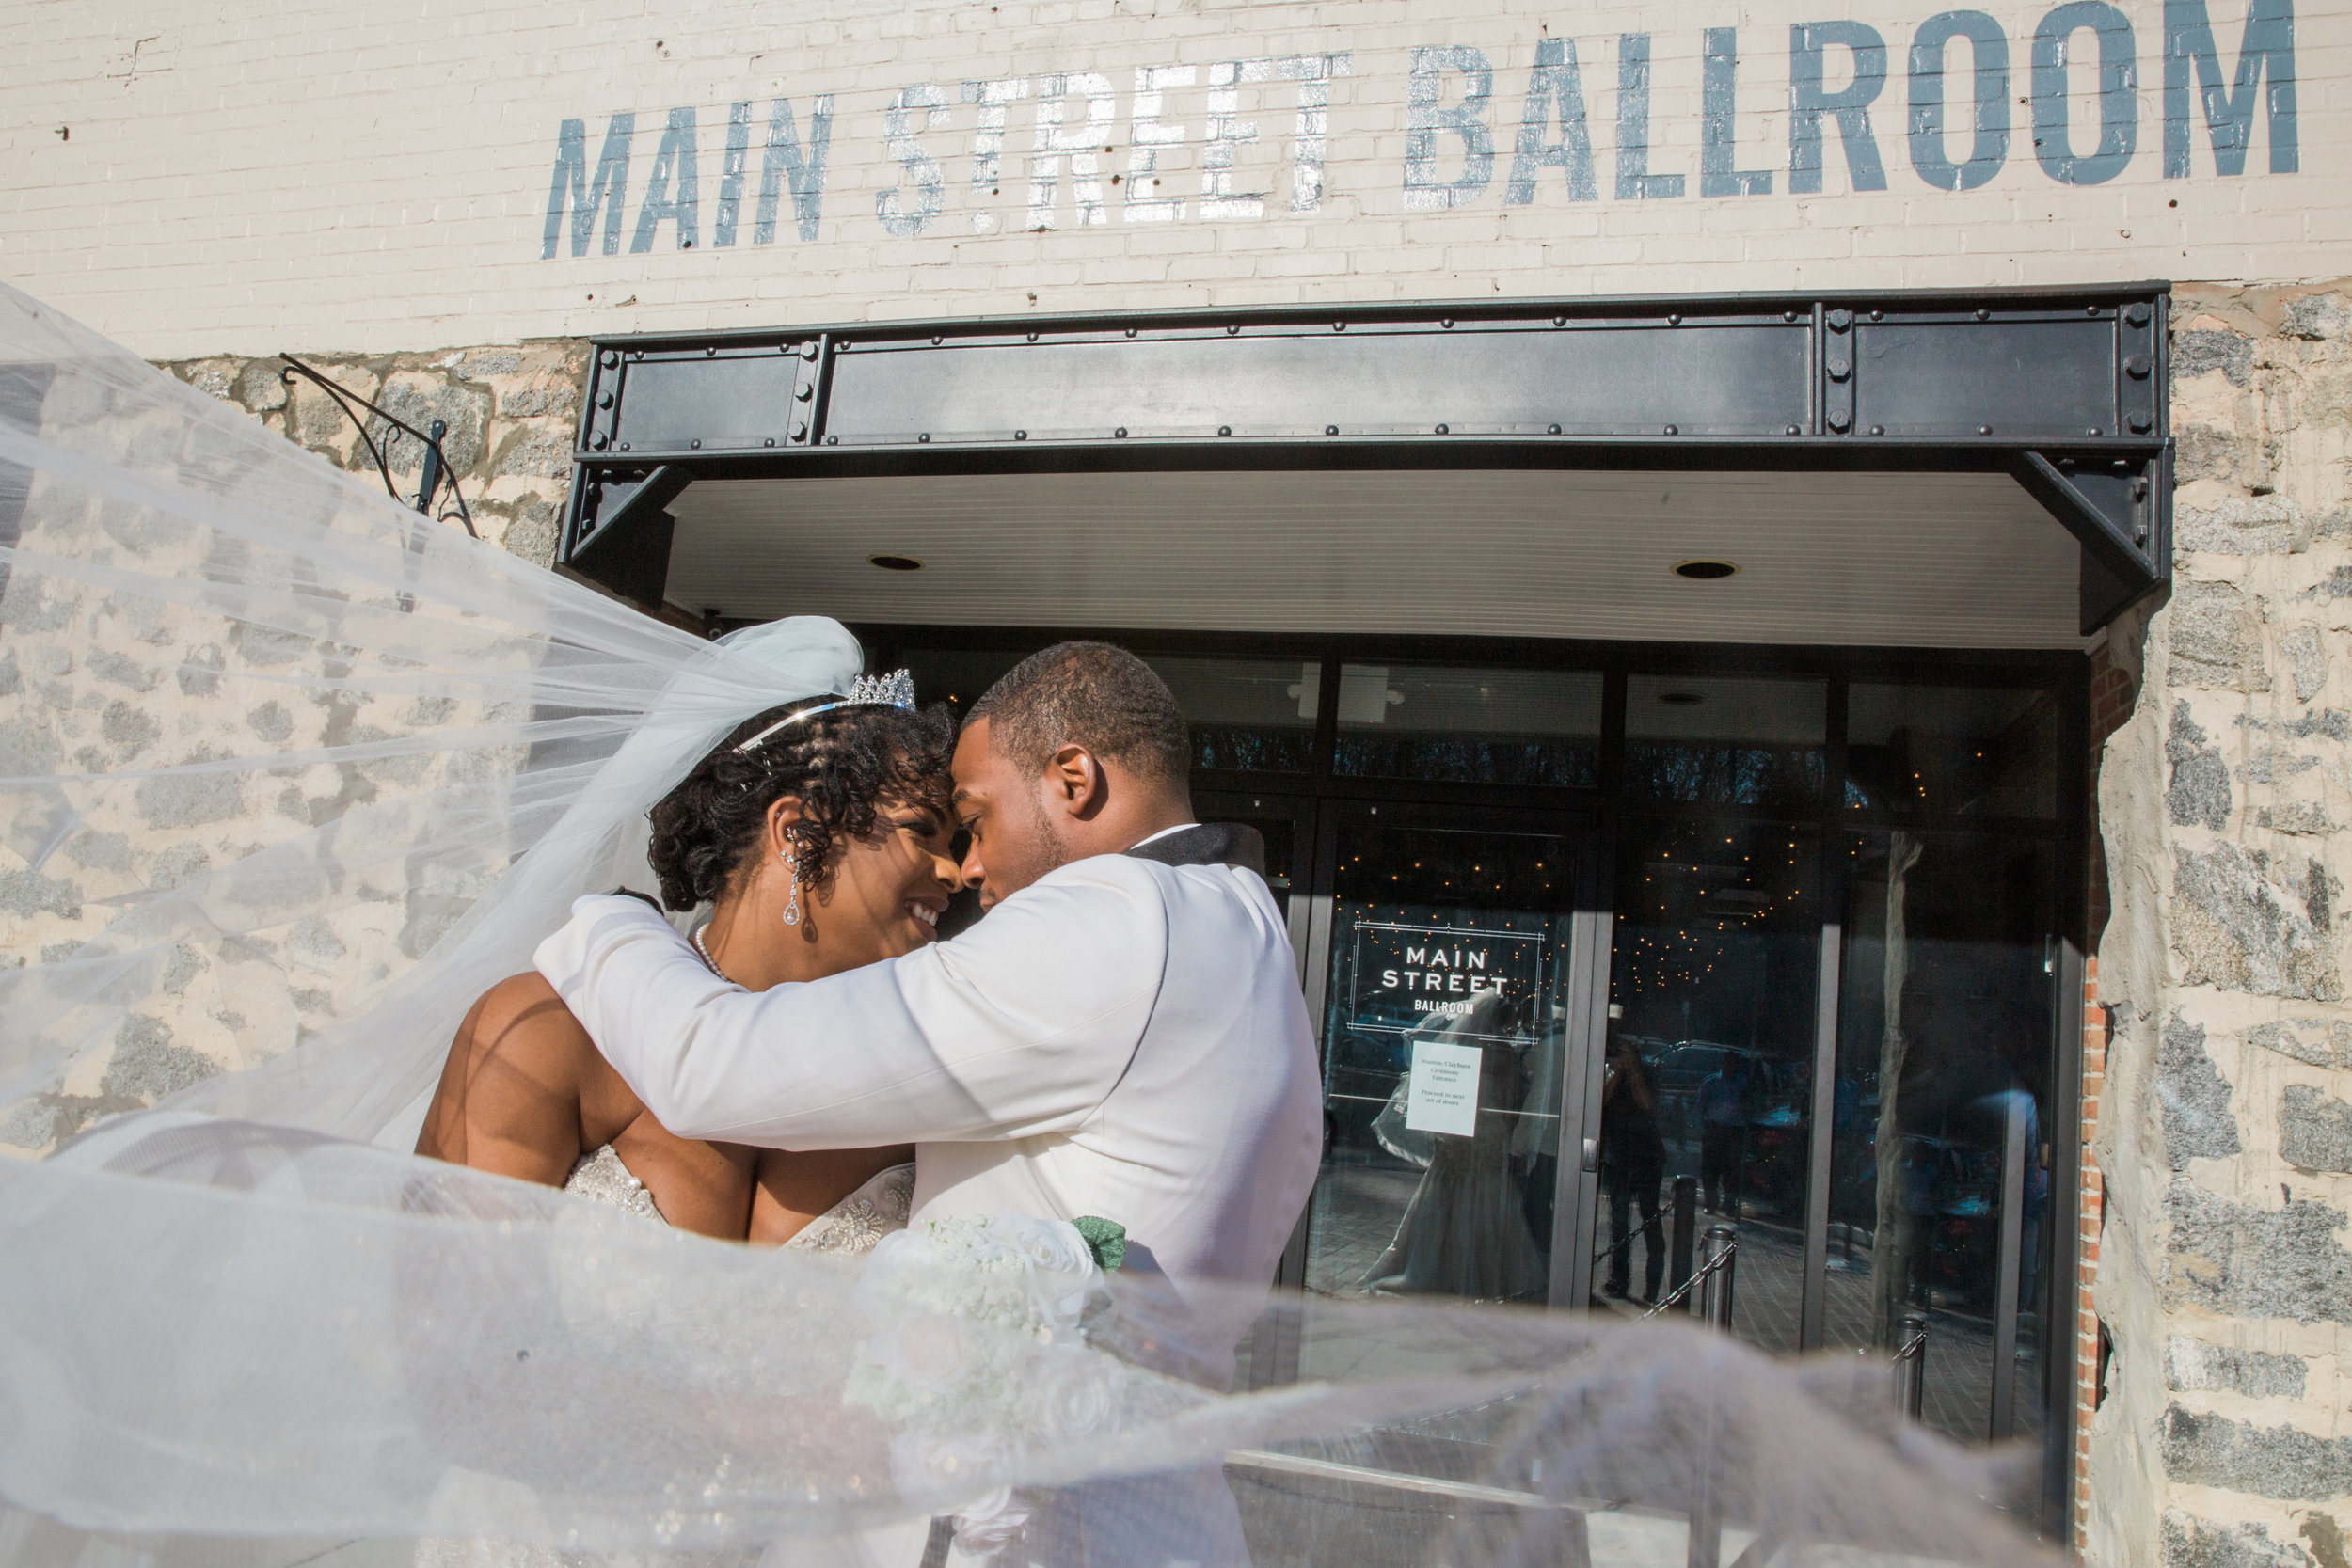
[1404,1039,1483,1136]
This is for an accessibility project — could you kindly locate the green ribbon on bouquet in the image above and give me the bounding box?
[1072,1216,1126,1273]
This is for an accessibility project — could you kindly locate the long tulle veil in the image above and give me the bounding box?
[0,284,2057,1568]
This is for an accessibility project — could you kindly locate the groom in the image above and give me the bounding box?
[535,641,1323,1375]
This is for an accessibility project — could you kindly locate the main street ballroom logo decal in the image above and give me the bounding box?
[542,1,2295,257]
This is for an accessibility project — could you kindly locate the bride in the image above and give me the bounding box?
[414,690,960,1248]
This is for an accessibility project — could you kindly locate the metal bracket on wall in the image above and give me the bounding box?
[568,463,691,608]
[2009,450,2169,633]
[278,355,477,538]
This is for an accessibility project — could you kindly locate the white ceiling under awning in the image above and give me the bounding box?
[660,467,2086,649]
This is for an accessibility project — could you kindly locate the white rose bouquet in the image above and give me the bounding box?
[844,1213,1139,1556]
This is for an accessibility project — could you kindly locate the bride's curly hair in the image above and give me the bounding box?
[646,697,958,912]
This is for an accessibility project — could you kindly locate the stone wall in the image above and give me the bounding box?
[0,355,574,1154]
[2088,283,2352,1567]
[161,342,592,572]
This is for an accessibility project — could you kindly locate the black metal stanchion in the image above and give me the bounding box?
[1893,1307,1930,1421]
[1670,1175,1697,1299]
[1697,1223,1738,1330]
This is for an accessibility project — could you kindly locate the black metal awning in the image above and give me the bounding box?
[562,285,2169,637]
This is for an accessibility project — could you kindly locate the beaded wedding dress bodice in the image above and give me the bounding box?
[409,1153,916,1568]
[560,1143,915,1254]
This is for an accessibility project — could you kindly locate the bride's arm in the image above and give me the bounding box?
[414,974,594,1184]
[743,1145,915,1246]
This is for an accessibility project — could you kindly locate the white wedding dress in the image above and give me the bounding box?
[408,1156,917,1568]
[560,1147,915,1257]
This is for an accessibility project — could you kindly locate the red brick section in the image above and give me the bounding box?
[2074,641,2136,1552]
[2074,962,2108,1552]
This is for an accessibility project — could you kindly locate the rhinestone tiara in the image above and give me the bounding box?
[733,668,917,754]
[846,669,916,708]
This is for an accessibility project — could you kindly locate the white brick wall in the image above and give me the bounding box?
[5,0,2345,356]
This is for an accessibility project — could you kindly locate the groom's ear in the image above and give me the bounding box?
[1043,743,1107,818]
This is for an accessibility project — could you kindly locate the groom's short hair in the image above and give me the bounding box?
[970,641,1190,786]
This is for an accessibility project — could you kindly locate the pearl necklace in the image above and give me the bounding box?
[691,923,725,979]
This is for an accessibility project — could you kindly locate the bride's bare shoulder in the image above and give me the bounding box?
[455,972,587,1051]
[418,974,601,1166]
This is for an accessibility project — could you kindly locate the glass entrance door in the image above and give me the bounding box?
[1289,803,1606,1373]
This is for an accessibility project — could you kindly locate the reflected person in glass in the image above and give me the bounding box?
[1599,1033,1666,1305]
[1697,1053,1752,1217]
[1360,988,1549,1302]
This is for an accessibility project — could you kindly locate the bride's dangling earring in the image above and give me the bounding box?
[780,849,802,927]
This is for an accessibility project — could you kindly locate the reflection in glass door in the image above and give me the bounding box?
[1603,819,1822,1347]
[1829,830,2056,1445]
[1296,812,1600,1374]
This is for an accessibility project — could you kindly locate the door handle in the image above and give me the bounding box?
[1581,1137,1599,1174]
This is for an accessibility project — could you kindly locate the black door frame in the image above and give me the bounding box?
[1293,791,1613,1311]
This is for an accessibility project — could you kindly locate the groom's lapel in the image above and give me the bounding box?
[1122,822,1267,876]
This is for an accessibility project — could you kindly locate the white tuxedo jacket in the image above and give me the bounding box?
[534,846,1323,1372]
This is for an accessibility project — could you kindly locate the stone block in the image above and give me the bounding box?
[2160,1011,2244,1168]
[2283,293,2352,341]
[501,502,561,569]
[400,887,473,959]
[2253,804,2336,834]
[232,357,288,412]
[2165,1338,2310,1400]
[492,430,572,480]
[246,702,294,743]
[177,644,224,697]
[2172,582,2273,692]
[2176,329,2255,388]
[0,867,82,919]
[289,914,347,961]
[2161,1407,2352,1501]
[2177,423,2249,485]
[2172,844,2343,1001]
[87,648,158,691]
[2280,1085,2352,1174]
[455,350,521,378]
[2165,1179,2352,1325]
[497,381,579,420]
[100,1015,219,1103]
[367,379,491,475]
[2169,703,2233,830]
[2179,498,2310,557]
[149,843,213,891]
[63,831,130,874]
[134,767,244,831]
[2162,1509,2312,1567]
[101,699,159,751]
[2280,626,2329,704]
[2245,1021,2343,1069]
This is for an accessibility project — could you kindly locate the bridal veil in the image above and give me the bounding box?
[0,284,2056,1568]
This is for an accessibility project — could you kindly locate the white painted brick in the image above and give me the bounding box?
[3,0,2348,357]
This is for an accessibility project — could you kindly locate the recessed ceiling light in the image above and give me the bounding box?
[1673,559,1739,580]
[867,554,924,572]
